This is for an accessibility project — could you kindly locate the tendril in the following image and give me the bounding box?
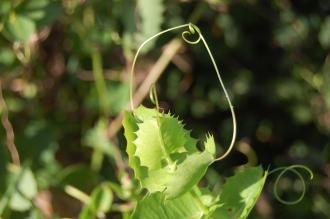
[129,23,237,162]
[149,83,160,111]
[130,23,190,110]
[268,165,313,205]
[181,23,202,44]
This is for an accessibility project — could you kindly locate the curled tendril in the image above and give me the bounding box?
[268,165,313,205]
[181,23,202,44]
[129,23,237,162]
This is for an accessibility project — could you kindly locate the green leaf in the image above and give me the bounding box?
[131,192,203,219]
[5,13,36,42]
[204,134,216,156]
[134,118,166,169]
[20,0,49,20]
[36,143,61,189]
[79,183,113,219]
[9,168,38,211]
[133,116,188,169]
[133,105,159,121]
[123,105,214,199]
[107,82,129,115]
[196,187,221,209]
[211,166,267,219]
[9,193,31,212]
[164,151,213,199]
[0,48,16,66]
[86,81,129,116]
[132,106,196,169]
[319,16,330,49]
[18,0,62,27]
[159,117,188,153]
[123,111,147,180]
[90,183,113,213]
[0,1,11,17]
[57,165,98,191]
[137,0,164,51]
[83,119,115,157]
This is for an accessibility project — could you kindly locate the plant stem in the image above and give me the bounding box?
[198,35,237,161]
[91,48,108,117]
[190,186,209,216]
[0,82,20,166]
[91,149,104,172]
[91,48,107,172]
[65,185,91,204]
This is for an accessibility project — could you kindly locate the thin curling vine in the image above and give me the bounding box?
[123,23,313,219]
[268,164,313,205]
[129,23,237,162]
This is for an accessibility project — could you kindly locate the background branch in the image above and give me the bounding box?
[0,82,20,166]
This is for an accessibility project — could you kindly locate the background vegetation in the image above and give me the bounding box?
[0,0,329,218]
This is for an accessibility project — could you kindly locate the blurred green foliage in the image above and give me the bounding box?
[0,0,329,218]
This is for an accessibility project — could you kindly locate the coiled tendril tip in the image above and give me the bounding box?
[181,23,201,45]
[268,164,313,205]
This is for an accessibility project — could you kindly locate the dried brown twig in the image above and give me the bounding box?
[0,81,20,166]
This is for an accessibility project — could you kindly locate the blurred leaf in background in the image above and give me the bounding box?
[0,0,329,218]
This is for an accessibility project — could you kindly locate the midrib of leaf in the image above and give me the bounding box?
[190,186,209,216]
[151,83,174,166]
[155,113,174,166]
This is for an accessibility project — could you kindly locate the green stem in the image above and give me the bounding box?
[90,48,107,172]
[91,48,108,117]
[190,186,209,215]
[65,185,91,204]
[0,189,10,216]
[91,149,104,172]
[199,35,237,162]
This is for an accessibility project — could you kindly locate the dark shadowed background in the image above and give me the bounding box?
[0,0,329,218]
